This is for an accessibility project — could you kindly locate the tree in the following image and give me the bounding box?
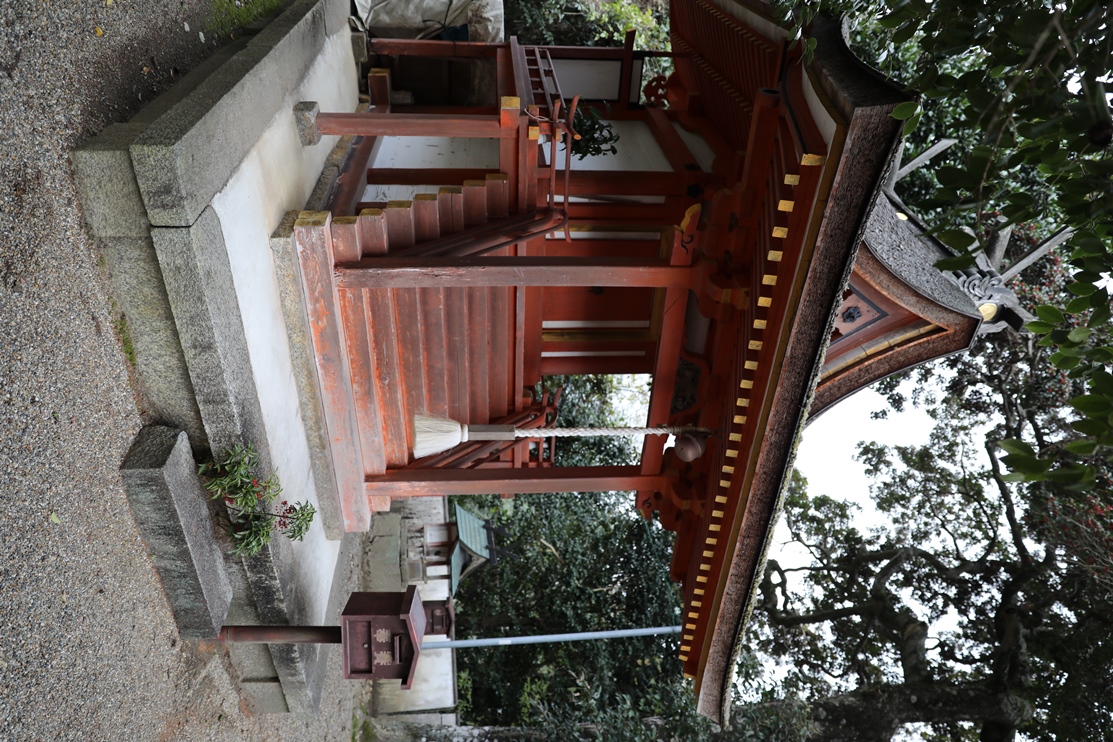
[775,0,1113,484]
[452,375,687,730]
[745,248,1113,740]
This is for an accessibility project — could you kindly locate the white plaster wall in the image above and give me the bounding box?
[374,648,457,715]
[362,136,500,202]
[551,58,622,101]
[209,28,357,624]
[672,120,716,172]
[802,64,839,146]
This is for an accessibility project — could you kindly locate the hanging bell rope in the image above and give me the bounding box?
[414,413,715,459]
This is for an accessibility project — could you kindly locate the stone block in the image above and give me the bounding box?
[99,235,207,447]
[362,513,403,592]
[240,679,290,714]
[294,101,322,146]
[121,426,232,638]
[351,31,369,63]
[248,0,329,98]
[131,47,285,226]
[269,214,342,539]
[131,0,352,227]
[71,123,151,239]
[151,206,269,461]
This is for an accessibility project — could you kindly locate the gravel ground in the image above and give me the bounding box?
[0,2,364,739]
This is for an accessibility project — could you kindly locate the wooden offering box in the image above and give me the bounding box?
[341,585,425,687]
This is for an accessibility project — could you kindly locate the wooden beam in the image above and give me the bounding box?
[368,38,504,58]
[328,136,377,217]
[509,37,533,109]
[293,212,370,532]
[365,466,666,497]
[618,29,636,111]
[335,256,698,289]
[541,170,688,197]
[646,106,700,173]
[316,112,512,139]
[367,168,500,186]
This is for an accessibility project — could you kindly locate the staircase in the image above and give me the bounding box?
[294,172,549,525]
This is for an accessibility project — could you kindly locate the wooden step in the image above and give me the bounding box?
[486,173,510,219]
[330,216,362,262]
[413,193,441,242]
[384,200,415,250]
[358,208,388,257]
[462,180,488,226]
[292,212,369,531]
[438,186,464,234]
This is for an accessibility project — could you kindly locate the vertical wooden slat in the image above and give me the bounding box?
[340,289,387,475]
[293,211,369,532]
[466,287,490,424]
[393,285,426,455]
[488,253,510,418]
[366,288,410,468]
[513,285,525,412]
[418,286,448,418]
[444,286,470,423]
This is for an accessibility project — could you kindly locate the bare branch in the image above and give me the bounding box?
[984,439,1033,566]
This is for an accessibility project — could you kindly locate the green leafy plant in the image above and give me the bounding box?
[566,106,620,160]
[207,0,287,37]
[198,444,316,557]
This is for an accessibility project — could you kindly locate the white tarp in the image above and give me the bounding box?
[354,0,504,43]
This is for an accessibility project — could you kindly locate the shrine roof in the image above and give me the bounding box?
[863,197,983,319]
[666,1,918,722]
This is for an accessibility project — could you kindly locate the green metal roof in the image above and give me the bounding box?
[450,504,492,595]
[454,503,490,560]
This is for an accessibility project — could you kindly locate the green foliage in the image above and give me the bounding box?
[207,0,287,37]
[794,0,1113,487]
[566,106,620,160]
[199,444,316,557]
[506,0,668,49]
[452,490,682,726]
[453,375,681,727]
[752,241,1113,737]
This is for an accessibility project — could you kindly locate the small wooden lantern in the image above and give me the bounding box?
[217,586,454,690]
[341,585,426,687]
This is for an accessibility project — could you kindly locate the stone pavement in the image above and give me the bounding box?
[0,0,374,737]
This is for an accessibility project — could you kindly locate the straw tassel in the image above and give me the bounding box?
[414,413,713,459]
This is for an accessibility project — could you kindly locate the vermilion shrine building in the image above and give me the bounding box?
[291,0,995,720]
